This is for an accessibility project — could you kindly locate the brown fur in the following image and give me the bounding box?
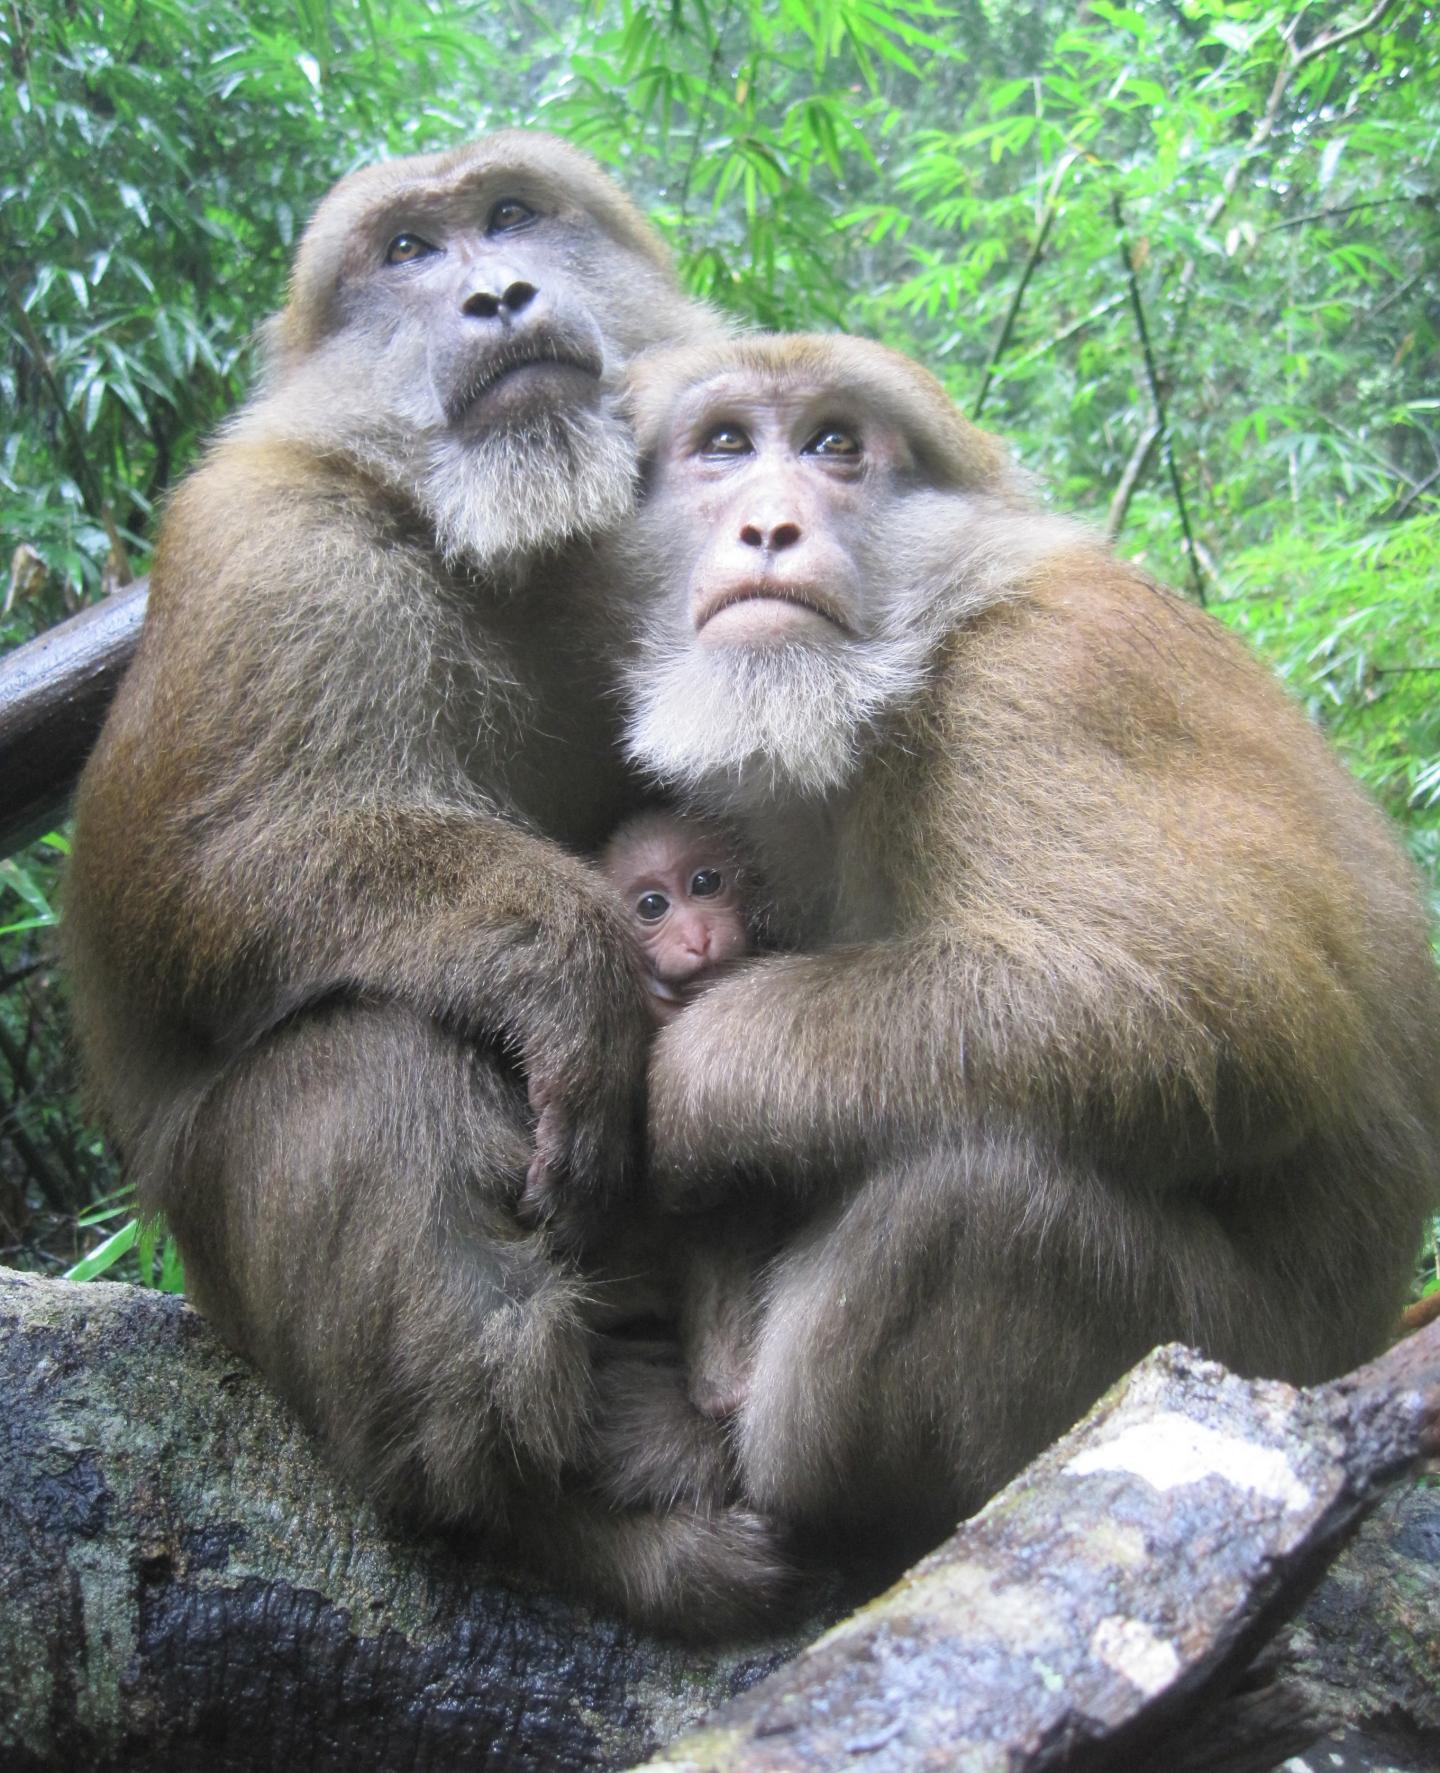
[62,133,791,1635]
[617,332,1440,1554]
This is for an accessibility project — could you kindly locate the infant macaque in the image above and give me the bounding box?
[522,807,746,1222]
[601,807,761,1420]
[600,807,750,1025]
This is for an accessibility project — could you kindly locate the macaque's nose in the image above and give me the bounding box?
[462,278,538,320]
[680,919,712,959]
[739,517,802,552]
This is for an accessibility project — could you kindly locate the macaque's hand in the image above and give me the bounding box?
[503,887,652,1227]
[519,1074,567,1221]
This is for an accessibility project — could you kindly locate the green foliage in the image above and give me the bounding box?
[1217,513,1440,917]
[62,1192,184,1291]
[2,0,1436,1279]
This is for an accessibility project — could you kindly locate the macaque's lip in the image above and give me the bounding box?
[647,970,731,1007]
[693,583,853,637]
[449,340,603,421]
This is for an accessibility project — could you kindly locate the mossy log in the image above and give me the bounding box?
[2,1267,1437,1773]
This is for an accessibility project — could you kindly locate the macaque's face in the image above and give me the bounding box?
[622,365,948,799]
[646,376,917,654]
[603,819,749,1023]
[265,137,711,571]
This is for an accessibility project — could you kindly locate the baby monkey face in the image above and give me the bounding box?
[601,812,750,1023]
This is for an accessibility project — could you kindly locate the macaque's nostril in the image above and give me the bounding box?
[463,281,537,320]
[740,521,802,550]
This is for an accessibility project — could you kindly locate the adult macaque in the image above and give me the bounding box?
[600,807,751,1024]
[63,134,788,1632]
[615,333,1440,1555]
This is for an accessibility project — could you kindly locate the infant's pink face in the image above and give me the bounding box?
[603,818,749,1024]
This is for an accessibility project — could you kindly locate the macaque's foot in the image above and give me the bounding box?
[688,1365,751,1422]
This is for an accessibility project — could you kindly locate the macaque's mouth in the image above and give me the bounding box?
[647,969,733,1008]
[449,343,604,420]
[694,585,853,638]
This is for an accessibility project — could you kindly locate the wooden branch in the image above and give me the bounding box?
[4,1266,1439,1771]
[632,1322,1440,1773]
[1289,0,1399,67]
[970,157,1070,422]
[1104,418,1161,541]
[0,1267,809,1772]
[1400,1289,1440,1333]
[0,582,147,856]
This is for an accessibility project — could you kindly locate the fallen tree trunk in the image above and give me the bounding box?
[0,583,146,856]
[1,1266,1437,1773]
[639,1325,1440,1773]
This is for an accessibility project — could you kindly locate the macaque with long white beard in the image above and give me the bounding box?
[610,332,1440,1562]
[63,135,792,1634]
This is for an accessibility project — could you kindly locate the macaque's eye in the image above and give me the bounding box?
[487,198,536,234]
[689,869,723,898]
[636,891,670,923]
[805,426,862,458]
[700,426,752,458]
[384,233,436,266]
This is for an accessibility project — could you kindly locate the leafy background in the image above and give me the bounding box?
[2,0,1437,1290]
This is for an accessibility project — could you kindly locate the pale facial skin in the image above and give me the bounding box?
[601,812,750,1024]
[617,366,941,811]
[661,376,915,651]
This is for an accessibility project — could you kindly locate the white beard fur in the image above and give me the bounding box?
[420,403,638,576]
[624,624,931,811]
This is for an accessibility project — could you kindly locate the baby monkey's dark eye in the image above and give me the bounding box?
[806,426,861,457]
[689,869,723,898]
[488,198,535,234]
[636,891,670,922]
[700,427,751,457]
[384,233,435,265]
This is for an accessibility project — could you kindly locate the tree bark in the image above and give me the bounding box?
[0,583,146,856]
[2,1266,1437,1773]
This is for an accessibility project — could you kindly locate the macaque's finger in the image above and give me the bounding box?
[516,1097,569,1223]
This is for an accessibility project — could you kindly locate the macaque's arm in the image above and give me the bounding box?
[646,898,1358,1213]
[69,465,649,1198]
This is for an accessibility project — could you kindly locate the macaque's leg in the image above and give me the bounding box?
[735,1132,1298,1555]
[166,999,595,1525]
[678,1209,779,1421]
[589,1346,739,1511]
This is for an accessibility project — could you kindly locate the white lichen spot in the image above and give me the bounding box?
[897,1557,1067,1649]
[1091,1615,1181,1697]
[1066,1413,1314,1512]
